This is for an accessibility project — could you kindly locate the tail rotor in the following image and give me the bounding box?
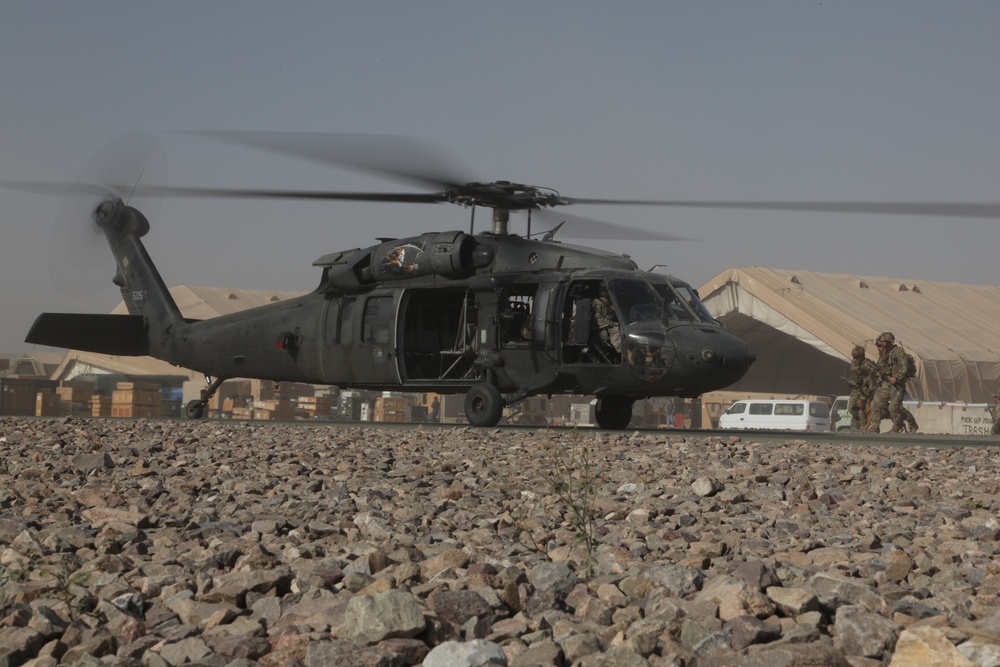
[45,132,166,297]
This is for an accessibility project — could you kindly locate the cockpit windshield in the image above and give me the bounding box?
[674,284,716,322]
[649,283,696,322]
[607,276,716,324]
[608,279,664,324]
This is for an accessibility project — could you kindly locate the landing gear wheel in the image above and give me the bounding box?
[595,397,634,430]
[464,384,504,427]
[186,400,206,420]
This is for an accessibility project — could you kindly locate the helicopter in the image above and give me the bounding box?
[13,132,999,427]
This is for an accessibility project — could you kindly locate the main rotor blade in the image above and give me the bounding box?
[564,198,1000,219]
[533,209,688,241]
[1,181,447,204]
[186,131,474,192]
[136,184,447,204]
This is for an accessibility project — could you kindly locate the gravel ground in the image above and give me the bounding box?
[2,417,1000,666]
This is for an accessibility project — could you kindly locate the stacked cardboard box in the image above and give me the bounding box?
[56,381,96,416]
[111,381,161,418]
[91,394,112,417]
[374,394,410,423]
[231,407,255,420]
[298,395,333,419]
[35,389,60,416]
[252,399,294,421]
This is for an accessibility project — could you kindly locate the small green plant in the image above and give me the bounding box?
[0,547,42,585]
[0,549,99,622]
[539,432,602,577]
[42,562,94,622]
[490,430,604,577]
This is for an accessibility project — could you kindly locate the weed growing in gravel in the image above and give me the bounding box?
[540,433,602,577]
[491,431,603,577]
[1,549,97,622]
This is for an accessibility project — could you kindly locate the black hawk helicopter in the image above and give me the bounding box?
[12,133,999,427]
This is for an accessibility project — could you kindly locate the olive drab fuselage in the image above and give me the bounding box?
[27,201,756,425]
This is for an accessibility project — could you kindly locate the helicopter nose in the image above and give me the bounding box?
[706,329,755,376]
[670,326,755,391]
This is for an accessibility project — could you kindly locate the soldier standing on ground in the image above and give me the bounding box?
[867,332,919,433]
[846,345,878,431]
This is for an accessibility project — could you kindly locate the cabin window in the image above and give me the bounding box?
[362,296,393,345]
[775,403,804,416]
[339,298,355,344]
[748,402,773,416]
[810,402,830,418]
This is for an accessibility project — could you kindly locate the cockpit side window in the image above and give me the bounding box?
[676,285,717,323]
[650,284,696,321]
[608,279,663,325]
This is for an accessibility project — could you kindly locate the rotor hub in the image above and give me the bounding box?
[446,181,563,211]
[93,199,123,229]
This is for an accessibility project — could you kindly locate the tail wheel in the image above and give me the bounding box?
[464,383,504,427]
[595,397,634,430]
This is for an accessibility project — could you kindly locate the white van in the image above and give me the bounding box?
[830,395,852,431]
[718,399,831,431]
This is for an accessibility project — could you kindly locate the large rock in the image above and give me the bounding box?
[345,589,427,645]
[696,575,776,621]
[423,639,507,667]
[832,604,900,659]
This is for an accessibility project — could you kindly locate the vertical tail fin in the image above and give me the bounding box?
[98,200,185,355]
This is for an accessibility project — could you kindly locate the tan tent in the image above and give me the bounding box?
[698,267,1000,403]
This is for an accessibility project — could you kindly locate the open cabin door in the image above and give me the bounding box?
[398,288,479,382]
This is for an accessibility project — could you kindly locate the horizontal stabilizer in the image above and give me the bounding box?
[26,313,149,356]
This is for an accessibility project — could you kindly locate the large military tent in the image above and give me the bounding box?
[698,267,1000,403]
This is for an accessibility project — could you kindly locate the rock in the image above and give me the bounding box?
[529,562,578,598]
[725,614,781,650]
[810,572,888,615]
[692,476,723,497]
[832,604,900,660]
[428,589,493,626]
[888,625,976,667]
[305,639,407,667]
[696,575,776,621]
[344,589,427,645]
[742,642,852,666]
[766,585,819,616]
[423,638,508,666]
[0,419,998,665]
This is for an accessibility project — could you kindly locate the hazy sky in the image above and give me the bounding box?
[2,2,999,354]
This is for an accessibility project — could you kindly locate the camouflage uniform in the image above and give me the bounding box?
[846,345,878,431]
[867,332,919,433]
[591,292,622,354]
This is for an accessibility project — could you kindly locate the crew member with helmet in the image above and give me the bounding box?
[846,344,878,431]
[867,332,919,433]
[591,285,622,358]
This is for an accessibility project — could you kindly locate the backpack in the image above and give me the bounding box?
[902,350,917,381]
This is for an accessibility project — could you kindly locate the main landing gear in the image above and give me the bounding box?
[464,383,504,427]
[595,396,634,430]
[186,376,228,419]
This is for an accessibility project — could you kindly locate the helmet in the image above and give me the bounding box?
[851,345,866,358]
[876,332,895,345]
